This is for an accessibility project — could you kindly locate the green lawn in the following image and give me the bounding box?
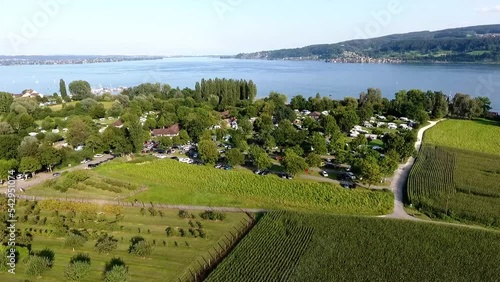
[93,158,393,215]
[49,101,114,111]
[0,201,249,282]
[208,212,500,282]
[425,119,500,155]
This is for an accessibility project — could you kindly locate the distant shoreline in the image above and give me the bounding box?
[0,56,164,67]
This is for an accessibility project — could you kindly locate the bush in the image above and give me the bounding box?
[200,211,226,221]
[165,227,177,237]
[103,265,129,282]
[178,210,190,218]
[95,234,118,254]
[65,254,91,282]
[129,237,153,257]
[25,256,52,276]
[66,170,91,182]
[64,233,87,249]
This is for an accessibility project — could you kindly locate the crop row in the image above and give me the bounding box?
[206,212,313,282]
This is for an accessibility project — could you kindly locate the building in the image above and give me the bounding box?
[13,89,41,98]
[151,123,180,138]
[309,112,322,120]
[111,120,124,129]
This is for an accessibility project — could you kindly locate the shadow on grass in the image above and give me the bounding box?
[472,118,500,127]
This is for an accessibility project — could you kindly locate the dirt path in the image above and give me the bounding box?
[382,120,442,220]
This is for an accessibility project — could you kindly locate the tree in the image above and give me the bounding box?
[281,150,308,176]
[0,159,17,180]
[125,118,147,153]
[198,139,219,164]
[226,148,244,166]
[309,132,328,155]
[254,152,272,170]
[305,153,322,168]
[19,157,42,175]
[129,237,153,257]
[0,92,14,113]
[379,150,400,176]
[107,102,124,117]
[39,145,62,172]
[25,255,52,277]
[336,108,360,133]
[95,234,118,254]
[69,80,92,101]
[64,254,91,282]
[290,95,308,111]
[67,117,93,147]
[60,79,70,102]
[64,234,87,251]
[360,158,382,187]
[474,96,492,117]
[90,103,106,119]
[103,265,129,282]
[0,122,13,135]
[0,135,20,159]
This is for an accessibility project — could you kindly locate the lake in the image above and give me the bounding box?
[0,57,499,110]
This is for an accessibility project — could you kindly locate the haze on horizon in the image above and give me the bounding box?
[0,0,500,56]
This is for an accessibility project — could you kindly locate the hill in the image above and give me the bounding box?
[232,25,500,63]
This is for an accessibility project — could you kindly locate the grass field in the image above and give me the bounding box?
[408,119,500,227]
[49,101,114,111]
[0,199,249,281]
[424,119,500,155]
[25,170,143,200]
[93,158,393,215]
[208,211,500,282]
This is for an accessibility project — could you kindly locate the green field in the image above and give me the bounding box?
[49,101,114,111]
[408,119,500,227]
[0,199,249,281]
[93,158,393,215]
[207,212,500,282]
[424,119,500,155]
[25,170,144,200]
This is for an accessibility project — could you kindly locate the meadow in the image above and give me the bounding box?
[0,199,249,282]
[207,212,500,282]
[93,158,393,215]
[424,119,500,155]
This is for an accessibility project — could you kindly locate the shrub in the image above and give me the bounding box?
[165,227,177,237]
[128,237,153,257]
[64,233,87,249]
[178,210,190,218]
[103,258,129,282]
[65,254,91,281]
[95,234,118,254]
[200,211,226,221]
[25,256,52,276]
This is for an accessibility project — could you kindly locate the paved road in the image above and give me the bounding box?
[382,120,442,220]
[0,154,115,192]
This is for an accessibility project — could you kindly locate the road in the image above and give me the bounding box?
[382,120,442,220]
[0,154,115,192]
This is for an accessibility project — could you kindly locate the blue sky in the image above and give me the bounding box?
[1,0,500,55]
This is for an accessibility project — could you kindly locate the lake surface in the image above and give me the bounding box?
[1,57,499,110]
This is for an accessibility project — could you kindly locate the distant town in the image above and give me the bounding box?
[0,55,164,66]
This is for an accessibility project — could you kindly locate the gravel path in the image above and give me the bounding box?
[382,120,442,220]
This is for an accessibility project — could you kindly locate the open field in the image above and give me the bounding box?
[49,101,114,111]
[93,158,393,215]
[0,199,249,281]
[424,119,500,155]
[207,212,500,282]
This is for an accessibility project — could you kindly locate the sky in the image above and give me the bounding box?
[0,0,500,55]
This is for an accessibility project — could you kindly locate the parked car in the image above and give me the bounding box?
[254,170,262,175]
[321,171,329,177]
[94,154,104,158]
[52,172,61,177]
[279,172,293,179]
[260,170,270,176]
